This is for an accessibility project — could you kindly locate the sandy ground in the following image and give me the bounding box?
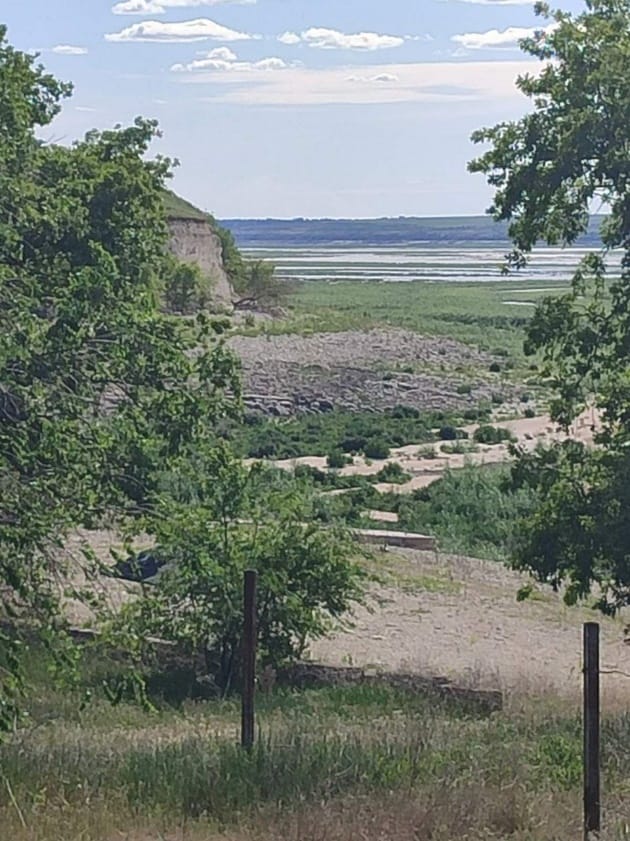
[310,549,630,701]
[65,523,630,704]
[270,410,599,496]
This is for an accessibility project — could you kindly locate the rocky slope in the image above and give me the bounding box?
[229,329,503,416]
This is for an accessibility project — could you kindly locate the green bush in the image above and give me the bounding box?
[473,425,515,446]
[363,439,391,460]
[391,404,420,419]
[397,465,538,559]
[327,450,348,469]
[439,425,458,441]
[162,256,215,314]
[439,426,469,441]
[340,435,367,454]
[375,461,410,484]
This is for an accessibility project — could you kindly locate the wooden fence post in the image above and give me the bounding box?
[584,622,600,839]
[241,569,257,750]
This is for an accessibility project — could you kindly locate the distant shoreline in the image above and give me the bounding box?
[220,215,605,249]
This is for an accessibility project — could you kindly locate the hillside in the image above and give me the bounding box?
[221,215,606,248]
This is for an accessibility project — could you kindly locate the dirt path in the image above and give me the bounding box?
[310,549,630,701]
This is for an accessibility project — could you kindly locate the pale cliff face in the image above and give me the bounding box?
[167,218,234,310]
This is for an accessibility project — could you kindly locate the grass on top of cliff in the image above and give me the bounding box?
[255,279,567,364]
[163,190,211,221]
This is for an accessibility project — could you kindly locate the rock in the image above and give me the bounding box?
[227,329,510,418]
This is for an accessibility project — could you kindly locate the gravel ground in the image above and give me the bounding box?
[228,329,501,415]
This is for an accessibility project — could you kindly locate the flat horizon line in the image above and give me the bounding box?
[219,214,494,222]
[219,213,606,223]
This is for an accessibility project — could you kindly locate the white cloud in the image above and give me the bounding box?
[346,72,399,84]
[452,25,552,50]
[106,18,255,42]
[52,45,88,55]
[112,0,255,14]
[179,58,536,106]
[277,31,301,46]
[75,106,98,112]
[279,28,405,51]
[172,46,290,72]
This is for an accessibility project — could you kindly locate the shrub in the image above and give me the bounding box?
[491,392,505,405]
[463,408,484,422]
[441,441,477,455]
[391,405,420,419]
[473,425,515,446]
[363,439,391,460]
[163,257,215,314]
[489,362,501,373]
[524,408,536,419]
[439,426,468,441]
[375,462,410,484]
[398,465,538,560]
[340,435,367,454]
[327,450,348,470]
[456,383,472,395]
[439,425,458,441]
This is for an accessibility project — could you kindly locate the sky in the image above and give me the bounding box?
[1,0,585,218]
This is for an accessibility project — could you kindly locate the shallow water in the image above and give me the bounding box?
[244,245,622,285]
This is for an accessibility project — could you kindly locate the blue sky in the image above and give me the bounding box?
[2,0,584,218]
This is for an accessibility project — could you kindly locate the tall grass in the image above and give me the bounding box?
[2,679,630,838]
[268,279,548,363]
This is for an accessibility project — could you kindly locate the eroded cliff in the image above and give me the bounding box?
[167,217,234,311]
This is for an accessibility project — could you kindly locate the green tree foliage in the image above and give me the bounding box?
[0,28,240,726]
[469,1,630,609]
[397,466,538,561]
[119,448,363,692]
[233,259,286,310]
[473,426,515,446]
[161,255,215,314]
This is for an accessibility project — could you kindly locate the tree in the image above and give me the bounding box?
[162,255,215,314]
[117,448,364,693]
[469,1,630,611]
[0,28,240,727]
[233,259,286,311]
